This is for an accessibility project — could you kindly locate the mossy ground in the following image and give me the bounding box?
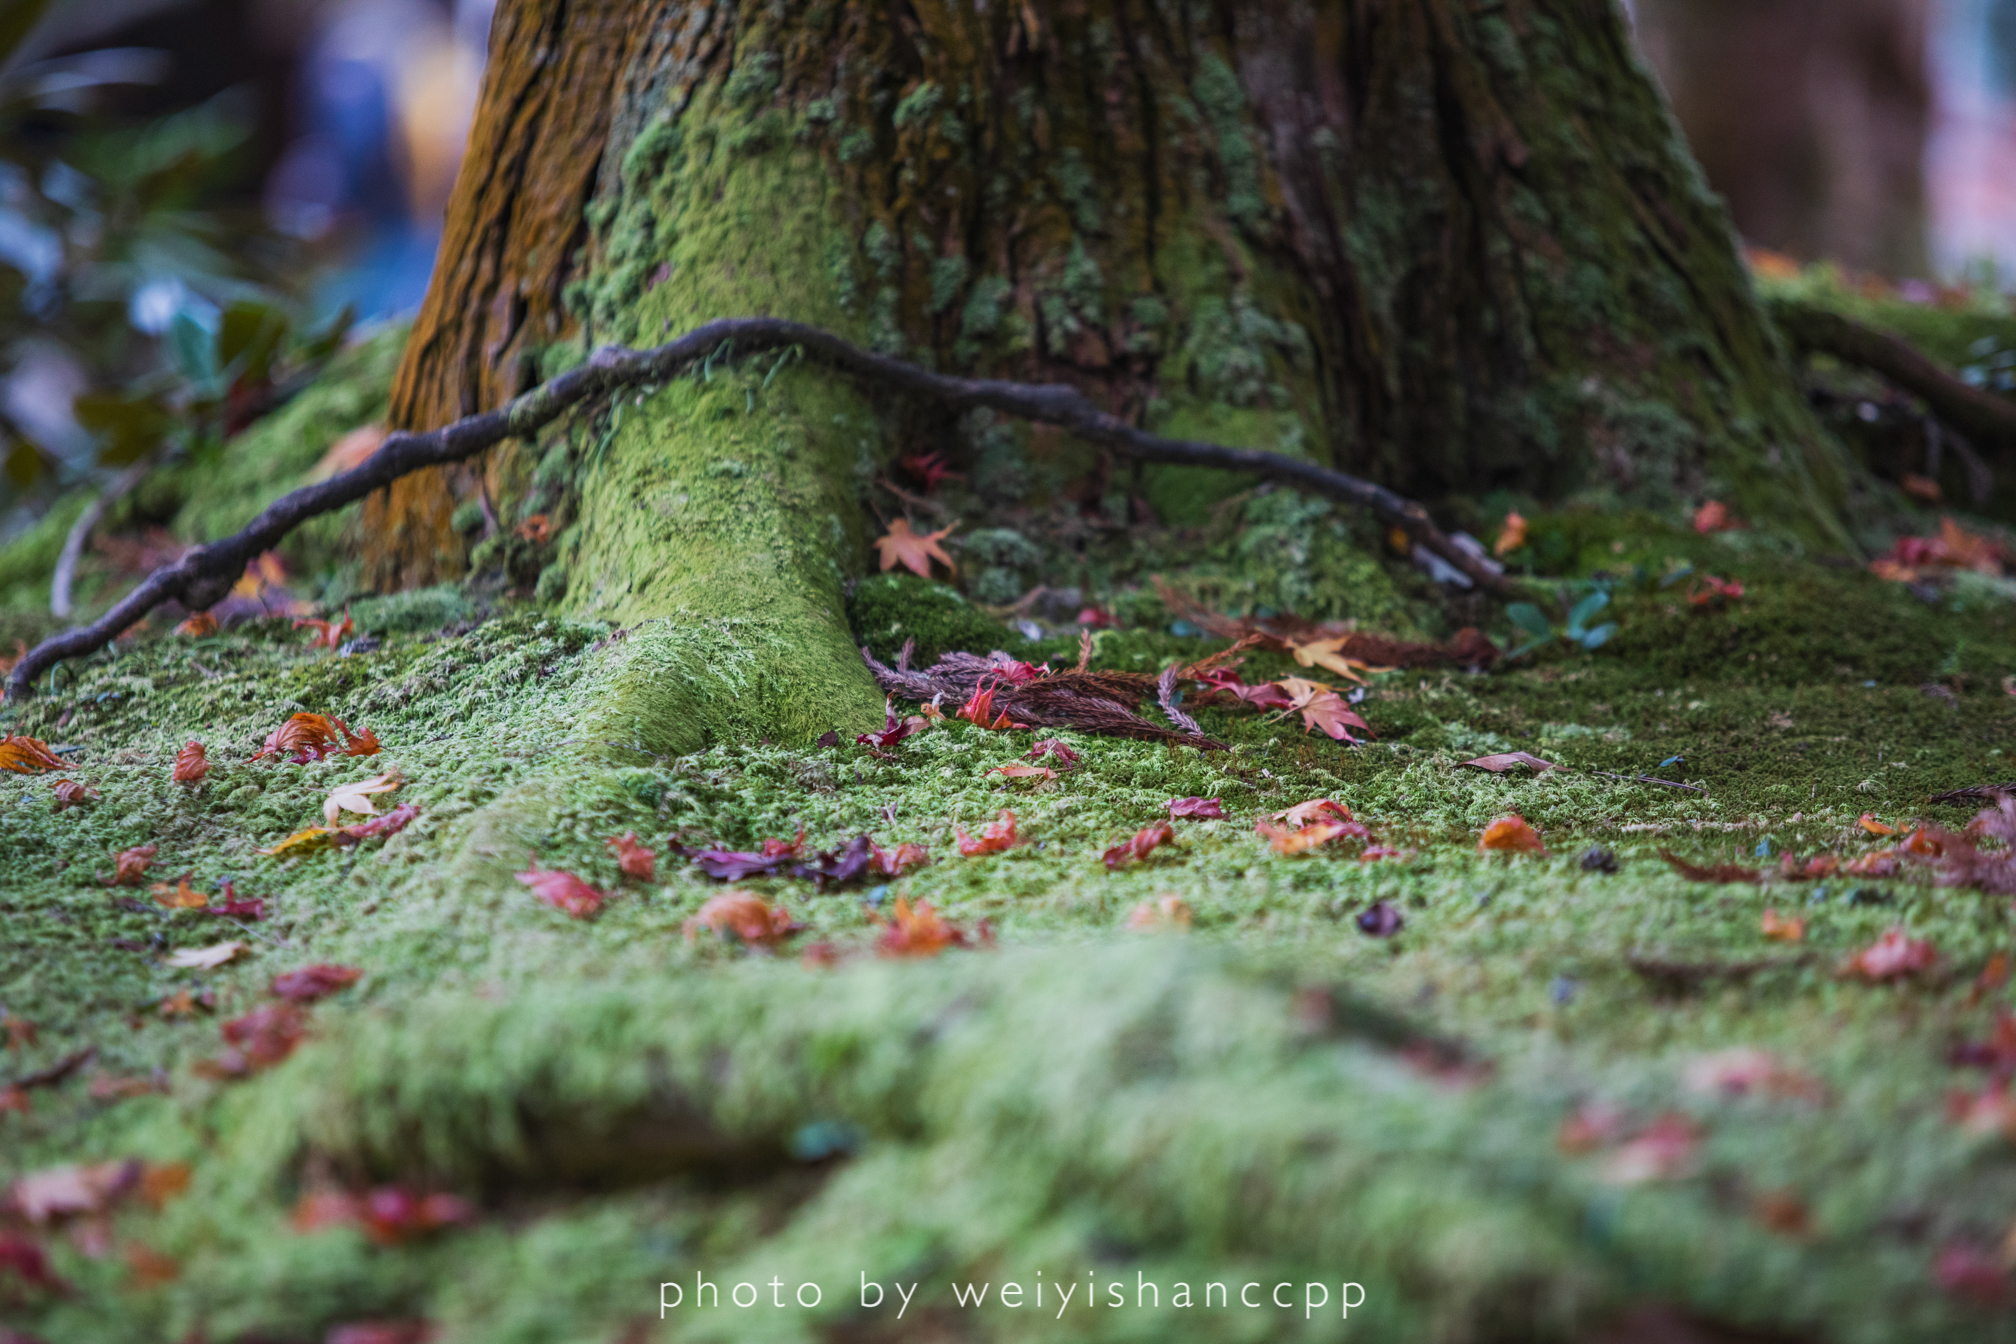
[5,477,2016,1343]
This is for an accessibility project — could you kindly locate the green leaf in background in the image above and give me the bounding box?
[167,307,220,388]
[1565,588,1610,636]
[1506,602,1554,641]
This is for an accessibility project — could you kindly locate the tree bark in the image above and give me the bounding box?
[369,0,1853,750]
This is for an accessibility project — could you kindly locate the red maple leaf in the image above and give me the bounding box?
[873,518,959,578]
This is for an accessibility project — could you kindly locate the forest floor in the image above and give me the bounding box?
[8,312,2016,1344]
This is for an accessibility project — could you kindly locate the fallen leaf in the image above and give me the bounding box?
[1462,751,1560,774]
[1273,798,1355,828]
[206,1002,309,1074]
[1936,1242,2012,1307]
[857,699,928,751]
[271,965,363,1002]
[899,449,962,491]
[1686,574,1745,607]
[50,779,98,810]
[0,1231,68,1293]
[957,679,1026,731]
[294,611,354,652]
[1844,927,1938,981]
[0,733,67,773]
[1480,815,1546,854]
[1693,500,1735,533]
[1557,1100,1628,1154]
[109,845,157,887]
[875,897,975,958]
[1872,516,2008,582]
[1659,850,1762,883]
[955,809,1019,856]
[163,941,247,970]
[514,513,551,544]
[870,840,929,877]
[1779,853,1838,879]
[1289,636,1376,685]
[873,517,959,578]
[124,1240,179,1288]
[1127,895,1192,930]
[10,1160,138,1222]
[1946,1083,2016,1141]
[173,612,218,637]
[330,803,420,846]
[684,891,803,947]
[1295,688,1372,743]
[1682,1047,1823,1101]
[989,762,1056,783]
[172,741,208,785]
[150,876,209,910]
[292,1186,472,1246]
[606,832,656,880]
[1845,849,1901,877]
[251,713,378,764]
[1760,909,1806,942]
[1168,796,1225,819]
[515,863,607,919]
[259,826,334,858]
[1494,510,1528,556]
[1025,738,1081,768]
[1597,1113,1701,1184]
[323,771,402,826]
[1356,900,1403,937]
[1256,819,1356,855]
[1103,821,1176,870]
[1859,813,1898,836]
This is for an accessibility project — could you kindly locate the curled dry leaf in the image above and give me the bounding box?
[9,1159,141,1223]
[873,517,959,578]
[323,771,402,826]
[259,826,335,858]
[1102,821,1176,870]
[1845,849,1901,877]
[515,513,551,544]
[1462,751,1559,774]
[875,897,979,958]
[1168,796,1225,819]
[1480,815,1546,854]
[173,611,218,637]
[857,699,928,751]
[271,964,363,1002]
[1859,813,1898,837]
[1273,798,1354,828]
[109,844,157,886]
[332,803,420,846]
[0,733,67,773]
[1660,850,1762,884]
[211,1002,309,1074]
[1493,510,1528,556]
[515,863,607,919]
[1127,894,1192,930]
[957,679,1026,731]
[50,779,98,810]
[606,832,656,881]
[150,876,208,910]
[163,940,247,969]
[294,611,354,652]
[955,809,1019,856]
[1026,738,1080,768]
[173,741,209,785]
[684,891,802,947]
[1760,909,1806,942]
[988,762,1056,782]
[1257,819,1359,855]
[251,712,379,764]
[1682,1047,1824,1102]
[1693,500,1735,533]
[1843,927,1939,982]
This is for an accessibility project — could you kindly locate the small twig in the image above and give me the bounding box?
[1585,769,1707,794]
[1930,782,2016,806]
[8,319,1520,698]
[51,452,161,618]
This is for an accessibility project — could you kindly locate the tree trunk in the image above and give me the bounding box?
[368,0,1852,751]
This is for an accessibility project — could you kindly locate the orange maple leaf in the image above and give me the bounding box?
[1480,814,1546,854]
[173,612,218,637]
[684,891,802,947]
[150,876,208,910]
[294,612,354,652]
[50,779,98,811]
[250,713,378,763]
[109,844,157,887]
[1494,510,1528,557]
[1102,821,1176,870]
[955,809,1019,855]
[1858,813,1897,836]
[0,733,67,773]
[874,897,975,958]
[873,518,959,578]
[1760,909,1806,942]
[1256,819,1354,855]
[1272,798,1355,828]
[606,832,657,881]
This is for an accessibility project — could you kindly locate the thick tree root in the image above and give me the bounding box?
[1768,297,2016,454]
[4,317,1518,700]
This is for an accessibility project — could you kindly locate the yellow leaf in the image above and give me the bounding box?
[163,941,246,970]
[259,827,334,858]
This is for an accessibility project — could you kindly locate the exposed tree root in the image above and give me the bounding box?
[6,318,1521,699]
[1769,297,2016,455]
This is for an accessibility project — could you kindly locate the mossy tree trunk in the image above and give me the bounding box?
[367,0,1850,751]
